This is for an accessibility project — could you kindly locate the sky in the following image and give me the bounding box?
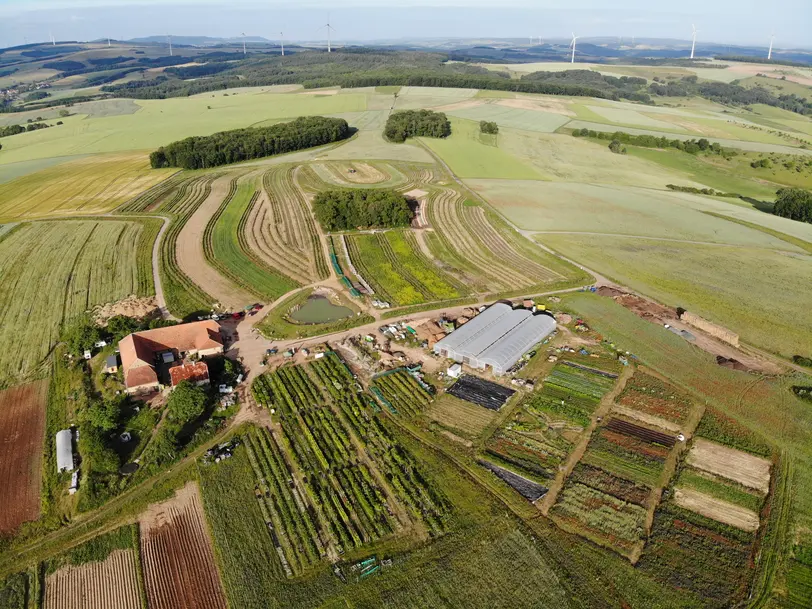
[0,0,809,49]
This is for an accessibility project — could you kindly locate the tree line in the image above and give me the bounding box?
[572,128,730,156]
[0,121,52,138]
[384,110,451,142]
[313,188,413,231]
[149,116,350,169]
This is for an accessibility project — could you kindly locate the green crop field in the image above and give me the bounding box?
[0,153,176,221]
[420,118,542,179]
[427,393,497,438]
[446,102,571,133]
[0,220,149,386]
[204,179,300,301]
[543,234,812,357]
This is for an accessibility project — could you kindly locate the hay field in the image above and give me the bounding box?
[446,103,570,133]
[421,118,541,179]
[542,234,812,357]
[0,90,367,163]
[0,221,146,384]
[471,179,812,246]
[497,130,694,188]
[0,153,177,221]
[583,105,680,131]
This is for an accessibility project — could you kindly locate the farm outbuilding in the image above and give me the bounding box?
[433,303,556,375]
[55,429,74,473]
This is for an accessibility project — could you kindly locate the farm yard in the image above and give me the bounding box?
[0,381,48,535]
[0,220,150,385]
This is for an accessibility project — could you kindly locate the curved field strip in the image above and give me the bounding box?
[0,221,144,385]
[153,175,221,317]
[44,549,142,609]
[243,166,327,284]
[320,161,390,184]
[0,153,178,221]
[119,171,189,213]
[381,231,468,300]
[140,483,227,609]
[203,178,300,302]
[175,175,253,311]
[0,380,48,534]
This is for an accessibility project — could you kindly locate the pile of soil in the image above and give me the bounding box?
[93,296,160,325]
[716,356,752,372]
[596,286,674,322]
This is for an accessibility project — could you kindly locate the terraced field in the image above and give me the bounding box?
[243,166,328,285]
[0,220,148,385]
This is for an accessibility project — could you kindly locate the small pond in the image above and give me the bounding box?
[290,295,353,324]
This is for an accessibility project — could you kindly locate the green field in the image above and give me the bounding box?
[446,102,570,133]
[205,179,299,301]
[421,118,542,179]
[0,220,150,386]
[427,393,498,439]
[543,234,812,357]
[0,153,176,221]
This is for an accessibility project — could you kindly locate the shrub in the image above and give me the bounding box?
[480,120,498,134]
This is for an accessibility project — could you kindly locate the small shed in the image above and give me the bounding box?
[447,363,462,379]
[104,354,119,374]
[56,429,74,473]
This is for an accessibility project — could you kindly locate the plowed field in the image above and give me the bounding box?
[139,482,227,609]
[0,380,48,534]
[44,549,141,609]
[686,438,771,493]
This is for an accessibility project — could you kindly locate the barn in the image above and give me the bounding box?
[433,302,556,375]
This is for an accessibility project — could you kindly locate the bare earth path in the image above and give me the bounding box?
[175,175,253,310]
[151,215,176,320]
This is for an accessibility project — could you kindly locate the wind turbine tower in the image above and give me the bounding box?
[768,32,774,60]
[242,32,247,55]
[690,24,698,59]
[570,33,579,64]
[168,34,173,56]
[280,31,285,56]
[107,37,111,47]
[50,31,55,46]
[320,14,335,53]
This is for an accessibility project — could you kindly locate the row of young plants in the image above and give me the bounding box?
[616,371,693,425]
[309,352,357,401]
[252,366,398,552]
[581,427,668,488]
[243,427,325,577]
[483,428,570,483]
[346,234,424,306]
[336,392,448,536]
[370,369,433,418]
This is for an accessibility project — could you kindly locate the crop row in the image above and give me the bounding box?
[545,365,617,399]
[157,175,218,317]
[568,463,651,507]
[381,231,465,301]
[617,372,693,425]
[582,429,667,487]
[346,233,426,306]
[605,418,676,448]
[119,171,189,213]
[243,428,325,576]
[551,482,647,551]
[309,353,357,400]
[337,392,448,535]
[371,370,433,417]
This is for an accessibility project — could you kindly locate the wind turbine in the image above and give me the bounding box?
[690,24,698,59]
[319,14,335,53]
[569,33,579,64]
[50,31,55,46]
[280,31,285,56]
[167,34,173,56]
[241,32,247,55]
[768,32,774,60]
[107,36,111,47]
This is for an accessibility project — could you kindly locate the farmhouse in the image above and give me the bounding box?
[169,361,211,388]
[434,302,556,375]
[119,321,223,394]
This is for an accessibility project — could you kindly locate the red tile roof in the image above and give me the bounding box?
[119,321,222,390]
[169,361,210,386]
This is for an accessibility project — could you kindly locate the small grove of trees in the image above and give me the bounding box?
[608,139,627,154]
[0,122,51,138]
[480,120,498,134]
[384,110,450,143]
[772,188,812,224]
[313,188,412,231]
[150,116,350,169]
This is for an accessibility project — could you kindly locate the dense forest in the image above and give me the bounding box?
[523,69,651,102]
[772,188,812,223]
[312,189,413,231]
[149,116,350,169]
[384,110,451,142]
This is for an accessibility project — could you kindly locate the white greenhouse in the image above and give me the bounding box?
[56,429,74,473]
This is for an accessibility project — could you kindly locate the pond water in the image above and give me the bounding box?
[290,295,353,324]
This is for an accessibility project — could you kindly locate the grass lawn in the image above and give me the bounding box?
[0,153,176,221]
[421,118,542,179]
[543,234,812,358]
[0,220,148,386]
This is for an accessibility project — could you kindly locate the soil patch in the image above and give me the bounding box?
[686,438,771,493]
[44,549,142,609]
[498,97,576,116]
[93,295,159,324]
[674,487,760,532]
